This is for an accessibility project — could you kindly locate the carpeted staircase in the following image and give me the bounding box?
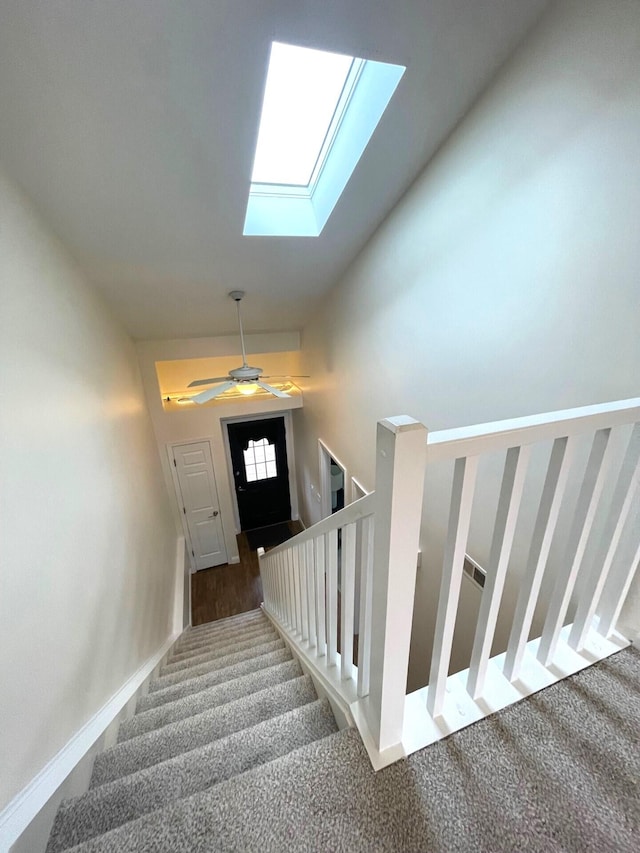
[45,611,640,853]
[45,609,339,852]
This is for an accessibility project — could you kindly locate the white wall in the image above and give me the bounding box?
[0,169,178,813]
[294,0,640,688]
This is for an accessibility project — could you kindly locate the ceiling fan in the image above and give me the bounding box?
[187,291,308,403]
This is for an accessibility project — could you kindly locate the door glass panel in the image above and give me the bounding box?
[244,438,278,481]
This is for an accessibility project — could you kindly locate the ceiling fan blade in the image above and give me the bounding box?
[261,375,310,379]
[257,380,291,398]
[192,381,236,403]
[187,376,229,388]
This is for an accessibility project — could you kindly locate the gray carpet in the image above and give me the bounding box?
[47,609,640,853]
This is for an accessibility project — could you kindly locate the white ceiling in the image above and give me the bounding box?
[0,0,549,340]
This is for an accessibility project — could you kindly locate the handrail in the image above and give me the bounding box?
[426,397,640,462]
[264,491,376,557]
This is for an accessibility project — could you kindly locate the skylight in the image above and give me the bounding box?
[251,43,354,187]
[244,42,405,237]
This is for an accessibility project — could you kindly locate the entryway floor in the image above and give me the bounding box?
[191,521,303,626]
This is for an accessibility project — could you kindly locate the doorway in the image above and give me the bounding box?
[227,417,292,531]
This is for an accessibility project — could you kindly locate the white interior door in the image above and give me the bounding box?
[173,441,227,570]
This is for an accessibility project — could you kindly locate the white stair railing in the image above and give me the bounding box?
[258,416,426,768]
[259,399,640,769]
[408,397,640,757]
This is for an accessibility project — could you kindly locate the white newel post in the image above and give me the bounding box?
[368,416,427,753]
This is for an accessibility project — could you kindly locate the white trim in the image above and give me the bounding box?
[427,397,640,462]
[0,629,183,850]
[318,439,348,520]
[264,492,375,557]
[351,476,370,502]
[222,411,299,530]
[172,535,187,634]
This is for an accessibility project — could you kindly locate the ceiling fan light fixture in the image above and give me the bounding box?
[237,383,258,396]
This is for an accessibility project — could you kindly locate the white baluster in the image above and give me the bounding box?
[327,527,338,666]
[357,513,375,698]
[570,423,640,651]
[427,454,478,717]
[341,522,357,681]
[292,546,302,636]
[315,534,327,657]
[285,547,295,631]
[306,539,317,649]
[504,436,575,681]
[279,552,286,621]
[275,553,282,619]
[280,551,290,626]
[257,549,267,608]
[263,556,272,611]
[467,445,531,699]
[538,428,613,666]
[596,516,640,638]
[299,543,309,641]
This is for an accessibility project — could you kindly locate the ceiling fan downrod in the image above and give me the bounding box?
[228,290,248,369]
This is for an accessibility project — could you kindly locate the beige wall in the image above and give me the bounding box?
[293,0,640,688]
[0,170,178,811]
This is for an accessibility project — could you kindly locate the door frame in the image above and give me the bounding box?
[167,438,228,574]
[318,439,348,520]
[222,411,299,533]
[351,477,370,502]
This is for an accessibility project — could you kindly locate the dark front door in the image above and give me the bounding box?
[227,417,291,531]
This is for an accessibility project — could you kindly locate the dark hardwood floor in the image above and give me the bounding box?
[191,521,303,626]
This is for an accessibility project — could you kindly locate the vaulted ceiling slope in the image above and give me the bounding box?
[0,0,549,339]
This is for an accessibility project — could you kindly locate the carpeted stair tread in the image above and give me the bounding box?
[170,617,272,652]
[190,607,263,628]
[167,624,276,664]
[170,617,271,657]
[159,629,278,676]
[136,647,292,712]
[46,699,337,852]
[149,638,285,691]
[65,647,640,853]
[119,659,303,742]
[63,729,355,853]
[183,609,265,640]
[90,675,317,788]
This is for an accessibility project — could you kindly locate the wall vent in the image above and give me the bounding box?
[463,555,486,590]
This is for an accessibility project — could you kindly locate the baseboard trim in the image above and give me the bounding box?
[0,629,181,849]
[172,535,186,635]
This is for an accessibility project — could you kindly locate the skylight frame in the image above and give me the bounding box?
[249,56,365,196]
[243,46,406,238]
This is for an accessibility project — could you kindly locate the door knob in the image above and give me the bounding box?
[208,510,219,518]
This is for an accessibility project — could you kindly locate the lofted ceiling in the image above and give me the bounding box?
[0,0,549,340]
